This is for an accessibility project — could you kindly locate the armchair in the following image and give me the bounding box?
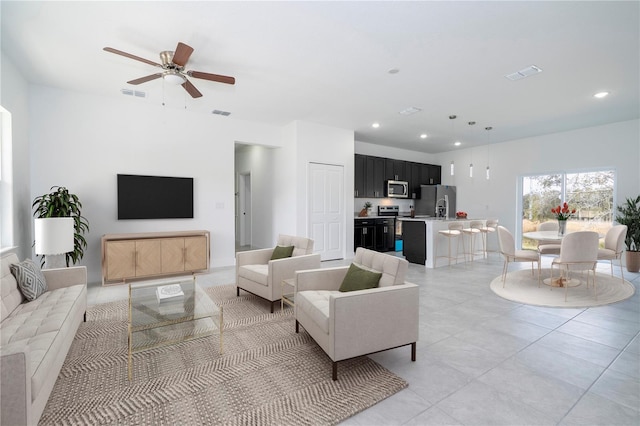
[236,235,320,312]
[294,248,419,380]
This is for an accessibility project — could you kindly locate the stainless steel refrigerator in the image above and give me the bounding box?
[415,185,457,218]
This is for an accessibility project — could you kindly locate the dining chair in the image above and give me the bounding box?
[550,231,599,301]
[597,225,627,282]
[496,226,540,287]
[536,221,561,256]
[479,219,498,258]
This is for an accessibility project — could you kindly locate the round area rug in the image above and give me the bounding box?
[490,268,635,308]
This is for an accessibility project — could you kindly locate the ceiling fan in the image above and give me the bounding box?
[103,42,235,98]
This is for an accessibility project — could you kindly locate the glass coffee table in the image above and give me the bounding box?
[128,276,222,380]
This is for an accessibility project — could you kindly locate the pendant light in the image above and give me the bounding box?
[449,115,457,175]
[485,126,493,180]
[468,121,475,178]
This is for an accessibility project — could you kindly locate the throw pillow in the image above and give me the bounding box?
[339,263,382,292]
[10,259,48,301]
[271,245,294,260]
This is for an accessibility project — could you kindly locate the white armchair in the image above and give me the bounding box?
[236,235,321,312]
[294,248,419,380]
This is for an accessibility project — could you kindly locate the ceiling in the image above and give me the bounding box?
[2,1,638,154]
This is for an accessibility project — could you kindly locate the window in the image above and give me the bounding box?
[521,170,615,249]
[0,106,13,249]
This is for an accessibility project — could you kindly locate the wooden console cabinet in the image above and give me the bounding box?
[101,231,210,285]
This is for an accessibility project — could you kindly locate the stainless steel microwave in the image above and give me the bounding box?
[385,180,409,198]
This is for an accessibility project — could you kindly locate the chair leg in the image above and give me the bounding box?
[270,300,275,314]
[84,311,87,322]
[411,342,416,361]
[295,320,299,333]
[332,362,338,381]
[236,286,240,297]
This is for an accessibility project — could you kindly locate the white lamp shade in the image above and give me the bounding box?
[35,217,74,255]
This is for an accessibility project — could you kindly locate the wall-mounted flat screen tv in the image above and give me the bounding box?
[117,174,194,219]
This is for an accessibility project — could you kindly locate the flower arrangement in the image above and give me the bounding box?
[551,202,576,220]
[456,211,467,219]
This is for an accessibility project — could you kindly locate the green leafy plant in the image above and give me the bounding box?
[615,195,640,251]
[363,201,372,209]
[32,186,90,266]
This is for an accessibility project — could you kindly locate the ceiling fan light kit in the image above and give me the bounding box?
[104,41,235,98]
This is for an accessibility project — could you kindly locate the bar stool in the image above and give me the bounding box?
[479,219,499,258]
[437,222,465,267]
[462,220,484,261]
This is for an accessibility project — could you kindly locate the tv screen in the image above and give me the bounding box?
[117,174,194,219]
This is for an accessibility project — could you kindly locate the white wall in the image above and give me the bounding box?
[28,86,282,283]
[435,119,640,235]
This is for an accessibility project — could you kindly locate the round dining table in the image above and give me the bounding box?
[522,230,602,288]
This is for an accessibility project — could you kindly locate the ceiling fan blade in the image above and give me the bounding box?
[172,42,194,67]
[103,47,161,67]
[182,79,203,98]
[188,70,236,85]
[127,73,163,85]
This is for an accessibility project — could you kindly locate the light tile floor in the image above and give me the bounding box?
[87,254,640,425]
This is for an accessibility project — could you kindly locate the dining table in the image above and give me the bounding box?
[522,230,603,288]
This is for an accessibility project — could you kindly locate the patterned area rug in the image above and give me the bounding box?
[40,284,407,425]
[490,268,635,308]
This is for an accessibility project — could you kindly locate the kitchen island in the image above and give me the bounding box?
[399,217,488,268]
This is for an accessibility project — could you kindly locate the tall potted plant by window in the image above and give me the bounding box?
[32,186,90,267]
[616,195,640,272]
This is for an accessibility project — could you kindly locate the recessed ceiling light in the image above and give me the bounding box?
[420,134,428,139]
[388,68,400,74]
[454,141,461,146]
[594,91,609,99]
[372,122,380,128]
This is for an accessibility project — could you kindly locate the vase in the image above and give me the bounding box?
[558,220,567,236]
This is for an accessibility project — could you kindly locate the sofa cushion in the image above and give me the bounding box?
[238,264,269,286]
[270,245,294,260]
[9,259,48,301]
[277,235,314,257]
[339,263,382,292]
[297,290,335,334]
[353,247,408,287]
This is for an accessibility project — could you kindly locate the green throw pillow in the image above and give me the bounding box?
[339,263,382,292]
[271,245,294,260]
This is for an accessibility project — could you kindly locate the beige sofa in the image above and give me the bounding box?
[1,253,87,425]
[295,247,419,380]
[236,235,321,312]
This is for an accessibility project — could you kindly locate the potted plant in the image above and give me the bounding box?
[358,201,372,217]
[615,195,640,272]
[32,186,90,267]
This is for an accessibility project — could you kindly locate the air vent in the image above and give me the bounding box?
[120,89,146,98]
[212,109,231,116]
[505,65,543,81]
[399,106,422,116]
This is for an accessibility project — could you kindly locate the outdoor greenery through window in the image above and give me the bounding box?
[521,170,615,249]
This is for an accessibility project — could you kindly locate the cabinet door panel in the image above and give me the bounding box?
[105,241,135,280]
[161,238,185,273]
[184,236,208,271]
[354,154,366,198]
[135,240,162,277]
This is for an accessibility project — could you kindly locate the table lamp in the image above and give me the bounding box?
[35,217,74,268]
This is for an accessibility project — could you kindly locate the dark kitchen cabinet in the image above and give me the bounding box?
[375,218,396,252]
[354,155,441,198]
[402,220,426,264]
[354,154,366,198]
[365,156,385,198]
[354,219,376,251]
[385,159,407,182]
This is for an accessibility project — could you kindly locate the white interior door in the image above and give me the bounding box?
[309,163,344,260]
